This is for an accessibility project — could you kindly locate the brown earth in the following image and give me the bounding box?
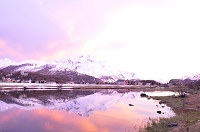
[170,90,200,132]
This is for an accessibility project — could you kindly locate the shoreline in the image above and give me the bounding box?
[0,82,180,90]
[143,89,200,132]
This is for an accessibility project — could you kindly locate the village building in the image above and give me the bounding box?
[20,71,28,76]
[116,80,128,85]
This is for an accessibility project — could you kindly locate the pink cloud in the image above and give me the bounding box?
[0,40,25,60]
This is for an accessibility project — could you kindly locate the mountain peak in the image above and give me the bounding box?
[79,55,91,59]
[0,58,13,62]
[0,58,17,69]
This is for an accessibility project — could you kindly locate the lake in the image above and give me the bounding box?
[0,89,175,132]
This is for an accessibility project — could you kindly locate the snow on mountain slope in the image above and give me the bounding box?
[0,56,136,81]
[0,58,17,69]
[10,60,50,72]
[182,73,200,80]
[0,91,136,116]
[48,55,136,81]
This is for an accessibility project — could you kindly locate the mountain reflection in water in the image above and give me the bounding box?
[0,89,175,132]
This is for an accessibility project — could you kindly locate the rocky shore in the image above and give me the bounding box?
[143,89,200,132]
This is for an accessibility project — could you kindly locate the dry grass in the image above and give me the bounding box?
[142,90,200,132]
[142,111,200,132]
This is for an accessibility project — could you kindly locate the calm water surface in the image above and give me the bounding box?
[0,89,175,132]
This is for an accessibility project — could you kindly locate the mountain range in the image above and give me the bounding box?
[182,74,200,81]
[0,55,136,83]
[1,56,200,83]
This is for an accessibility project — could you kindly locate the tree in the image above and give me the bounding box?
[175,86,186,98]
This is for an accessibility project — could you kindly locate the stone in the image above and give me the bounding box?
[140,93,147,97]
[167,123,178,127]
[157,111,161,114]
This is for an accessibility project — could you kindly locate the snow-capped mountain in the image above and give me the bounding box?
[0,91,137,116]
[0,58,17,68]
[182,74,200,81]
[0,56,137,82]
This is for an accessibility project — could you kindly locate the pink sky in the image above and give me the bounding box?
[0,0,200,81]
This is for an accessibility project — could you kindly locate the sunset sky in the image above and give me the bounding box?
[0,0,200,81]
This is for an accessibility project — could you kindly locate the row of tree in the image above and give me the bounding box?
[0,70,102,84]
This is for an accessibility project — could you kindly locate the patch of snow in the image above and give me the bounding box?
[0,58,17,69]
[182,73,200,81]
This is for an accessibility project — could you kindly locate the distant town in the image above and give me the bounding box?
[1,70,199,89]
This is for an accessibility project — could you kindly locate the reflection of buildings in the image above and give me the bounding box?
[0,89,138,117]
[0,90,97,105]
[0,89,134,105]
